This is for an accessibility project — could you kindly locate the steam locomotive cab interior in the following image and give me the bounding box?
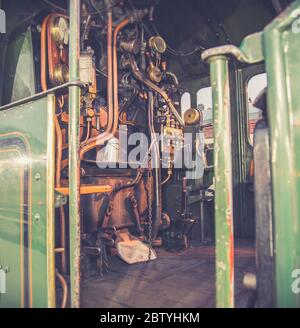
[0,0,297,308]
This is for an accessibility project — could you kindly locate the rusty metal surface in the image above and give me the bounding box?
[82,177,148,232]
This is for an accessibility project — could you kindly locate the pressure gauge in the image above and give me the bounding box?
[51,16,69,46]
[149,36,167,54]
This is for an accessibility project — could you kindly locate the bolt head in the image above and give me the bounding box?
[35,173,41,181]
[34,213,41,222]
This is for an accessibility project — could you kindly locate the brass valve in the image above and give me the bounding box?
[148,61,162,83]
[53,64,69,84]
[184,108,202,125]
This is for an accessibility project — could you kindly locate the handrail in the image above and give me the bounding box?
[202,32,264,64]
[0,80,86,111]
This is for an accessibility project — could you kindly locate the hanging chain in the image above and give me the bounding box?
[146,159,153,261]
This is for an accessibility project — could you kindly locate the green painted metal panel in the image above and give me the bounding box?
[202,32,264,66]
[239,32,264,64]
[263,0,300,308]
[0,95,55,308]
[0,149,23,307]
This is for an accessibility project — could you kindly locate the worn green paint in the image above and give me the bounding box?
[203,0,300,308]
[202,27,264,309]
[263,0,300,308]
[201,30,263,308]
[239,32,264,64]
[0,95,55,308]
[208,56,235,308]
[202,32,263,66]
[68,0,81,309]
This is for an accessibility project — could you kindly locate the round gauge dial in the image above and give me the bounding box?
[51,16,69,46]
[149,36,167,54]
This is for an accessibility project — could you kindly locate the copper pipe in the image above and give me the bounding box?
[59,207,67,273]
[79,11,115,157]
[41,14,63,186]
[106,11,114,134]
[161,172,172,186]
[54,118,63,187]
[58,95,65,108]
[80,17,131,158]
[41,15,52,92]
[55,113,65,274]
[55,270,68,308]
[56,100,66,275]
[112,18,131,132]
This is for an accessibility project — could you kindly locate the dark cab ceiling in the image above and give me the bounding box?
[149,0,293,81]
[1,0,294,84]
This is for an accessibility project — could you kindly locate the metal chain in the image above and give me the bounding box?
[146,160,153,261]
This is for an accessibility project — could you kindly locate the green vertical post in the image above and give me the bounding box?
[209,55,235,308]
[263,0,300,308]
[201,35,264,308]
[68,0,81,308]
